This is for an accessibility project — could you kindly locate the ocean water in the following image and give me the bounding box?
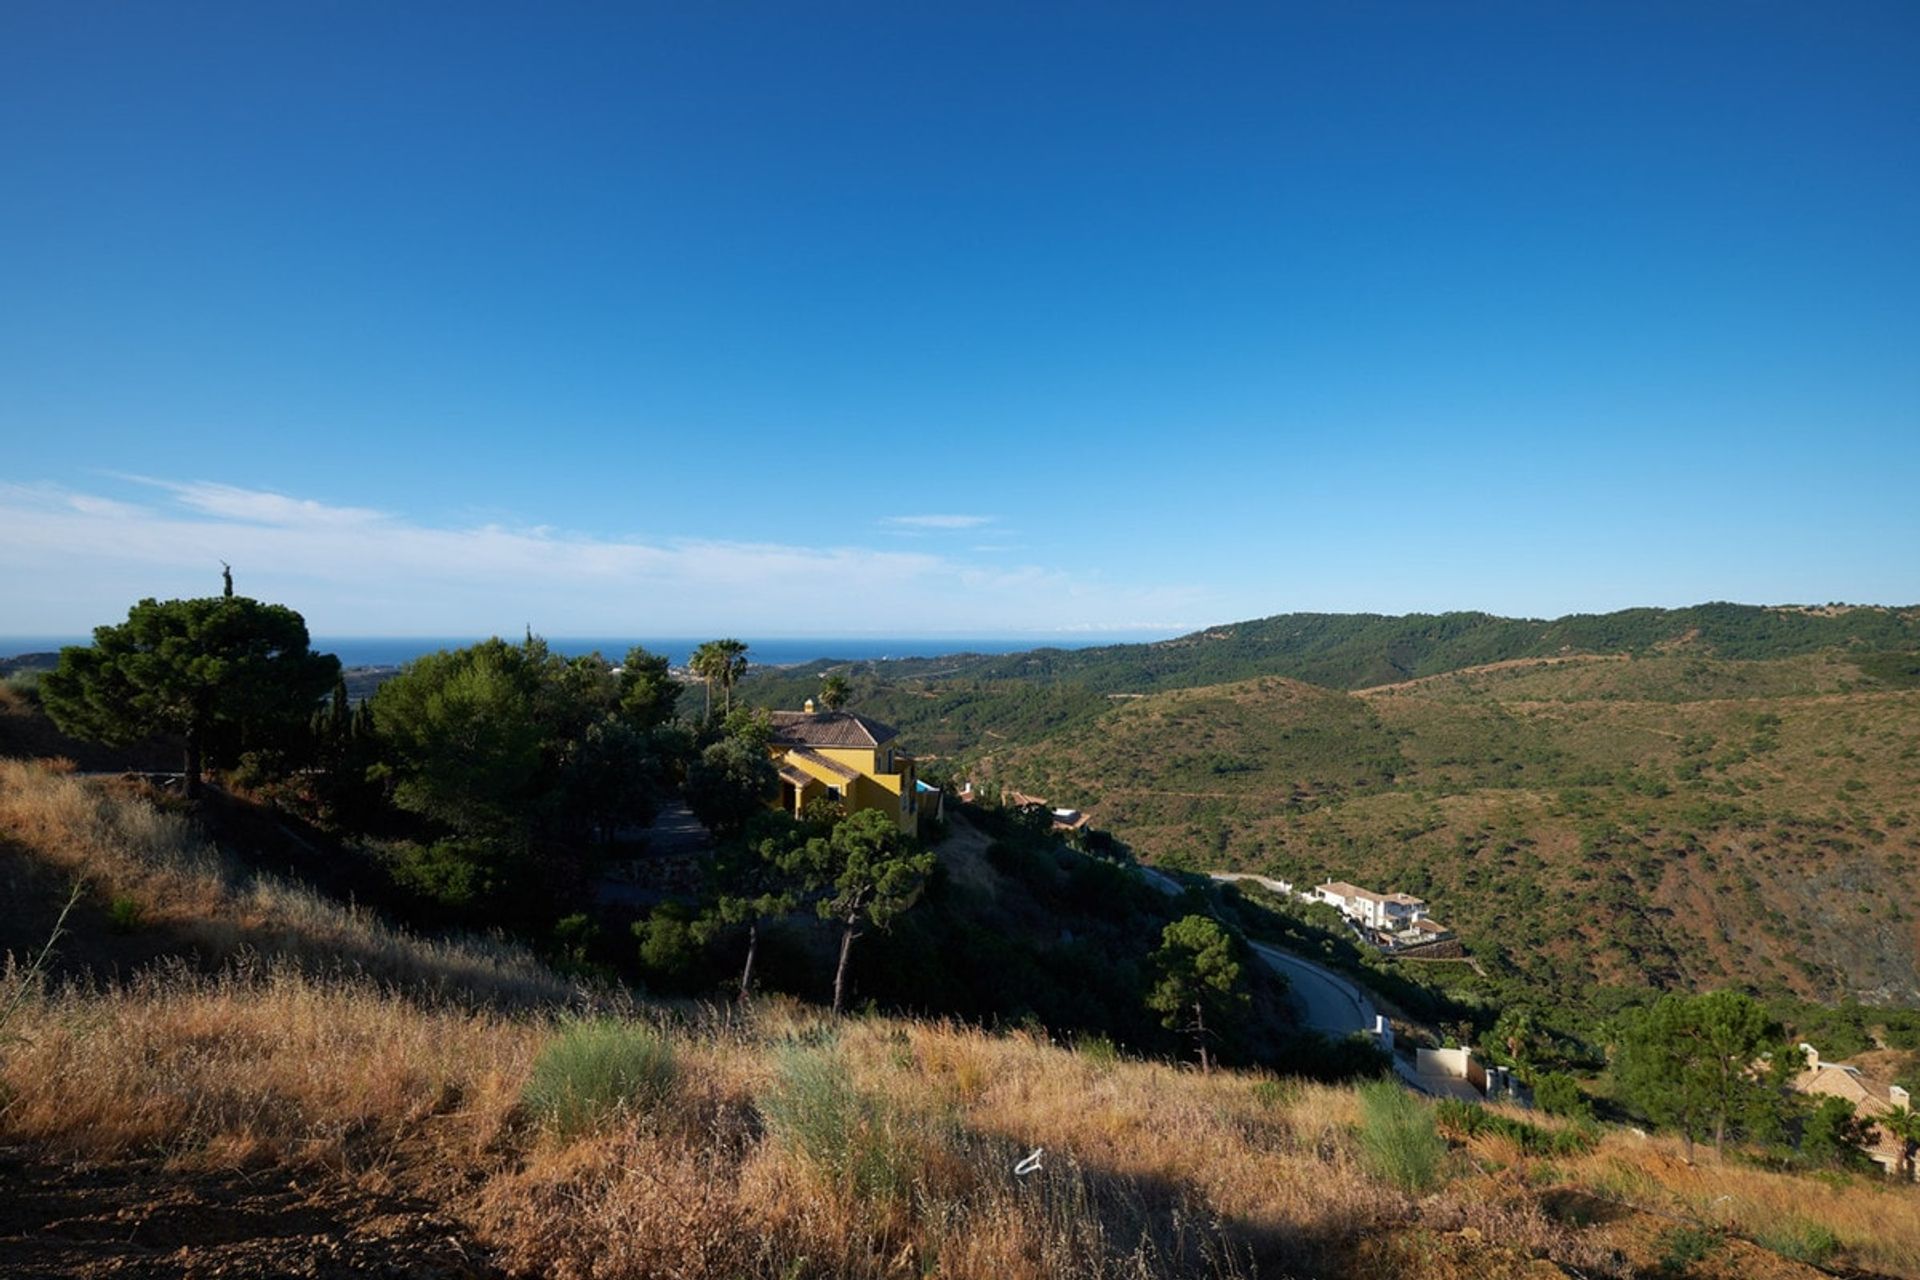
[0,634,1154,670]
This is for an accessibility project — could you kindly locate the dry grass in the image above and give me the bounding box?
[0,758,577,1006]
[2,759,1912,1277]
[0,957,1636,1279]
[0,964,542,1171]
[1566,1131,1920,1277]
[10,961,1915,1277]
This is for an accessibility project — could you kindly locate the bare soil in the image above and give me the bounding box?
[0,1149,500,1279]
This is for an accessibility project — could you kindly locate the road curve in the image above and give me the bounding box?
[1137,866,1377,1039]
[1247,941,1377,1038]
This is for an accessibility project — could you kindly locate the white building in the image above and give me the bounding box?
[1313,881,1428,931]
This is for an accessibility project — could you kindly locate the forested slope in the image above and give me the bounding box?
[979,652,1920,1010]
[740,603,1920,757]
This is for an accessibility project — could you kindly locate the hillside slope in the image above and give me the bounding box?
[739,603,1920,757]
[983,653,1920,1007]
[7,762,1920,1277]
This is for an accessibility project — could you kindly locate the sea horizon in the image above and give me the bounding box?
[0,632,1172,670]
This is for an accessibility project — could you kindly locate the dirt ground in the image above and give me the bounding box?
[0,1149,500,1279]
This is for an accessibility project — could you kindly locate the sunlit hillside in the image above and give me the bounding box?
[7,761,1920,1278]
[982,653,1920,1008]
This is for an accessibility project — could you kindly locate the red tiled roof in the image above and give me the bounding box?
[770,710,899,748]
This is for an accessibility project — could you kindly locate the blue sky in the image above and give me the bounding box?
[3,3,1915,637]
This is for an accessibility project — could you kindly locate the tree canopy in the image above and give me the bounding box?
[368,636,681,920]
[788,807,935,1015]
[685,735,778,840]
[1146,914,1249,1072]
[41,587,340,796]
[690,639,750,723]
[1613,989,1790,1161]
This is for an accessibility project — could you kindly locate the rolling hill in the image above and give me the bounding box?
[739,602,1920,758]
[979,651,1920,1009]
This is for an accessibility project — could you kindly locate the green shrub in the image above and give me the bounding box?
[1251,1078,1298,1110]
[1654,1223,1721,1274]
[1533,1071,1595,1122]
[106,895,145,934]
[1434,1098,1597,1157]
[1356,1080,1447,1194]
[1756,1219,1840,1266]
[757,1045,918,1204]
[521,1019,677,1138]
[1076,1033,1120,1068]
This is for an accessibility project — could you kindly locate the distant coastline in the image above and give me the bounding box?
[0,633,1161,671]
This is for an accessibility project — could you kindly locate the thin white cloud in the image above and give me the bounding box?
[0,479,1209,637]
[117,475,391,527]
[881,514,994,530]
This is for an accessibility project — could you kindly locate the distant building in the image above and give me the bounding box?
[768,703,921,835]
[1004,788,1093,832]
[1792,1044,1915,1179]
[1312,881,1428,932]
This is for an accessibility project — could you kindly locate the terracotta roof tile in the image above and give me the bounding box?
[770,710,899,748]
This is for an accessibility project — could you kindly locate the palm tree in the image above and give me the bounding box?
[690,641,725,725]
[1884,1106,1920,1182]
[819,672,851,711]
[712,639,749,716]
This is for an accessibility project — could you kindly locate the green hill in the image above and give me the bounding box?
[739,603,1920,757]
[979,651,1920,1011]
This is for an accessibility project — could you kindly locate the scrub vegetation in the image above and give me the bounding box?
[9,596,1920,1276]
[980,651,1920,1018]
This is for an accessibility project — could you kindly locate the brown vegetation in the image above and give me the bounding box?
[5,761,1920,1277]
[0,758,577,1005]
[984,653,1920,1004]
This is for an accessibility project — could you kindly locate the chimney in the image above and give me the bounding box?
[1800,1042,1819,1072]
[1894,1085,1911,1108]
[803,698,816,714]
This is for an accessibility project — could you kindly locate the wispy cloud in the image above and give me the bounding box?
[881,514,994,530]
[118,476,391,527]
[0,480,1207,636]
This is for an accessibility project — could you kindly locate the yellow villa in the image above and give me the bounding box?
[769,702,924,834]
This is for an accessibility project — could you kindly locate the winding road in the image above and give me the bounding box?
[1138,866,1379,1039]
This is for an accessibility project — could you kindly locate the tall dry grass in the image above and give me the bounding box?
[1564,1130,1920,1277]
[13,962,1910,1277]
[0,758,577,1005]
[2,758,1912,1277]
[0,959,1639,1280]
[0,963,542,1172]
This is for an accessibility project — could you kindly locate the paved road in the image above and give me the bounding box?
[1209,871,1295,896]
[1137,865,1376,1039]
[1139,863,1475,1095]
[1247,940,1377,1038]
[593,801,713,907]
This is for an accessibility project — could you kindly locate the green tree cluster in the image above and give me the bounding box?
[42,581,340,797]
[690,639,749,723]
[1146,914,1249,1072]
[793,808,936,1016]
[369,636,686,920]
[1613,990,1794,1162]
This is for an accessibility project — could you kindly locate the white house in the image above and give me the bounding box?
[1313,881,1428,932]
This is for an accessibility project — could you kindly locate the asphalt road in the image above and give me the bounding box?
[1138,866,1377,1039]
[1247,941,1377,1038]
